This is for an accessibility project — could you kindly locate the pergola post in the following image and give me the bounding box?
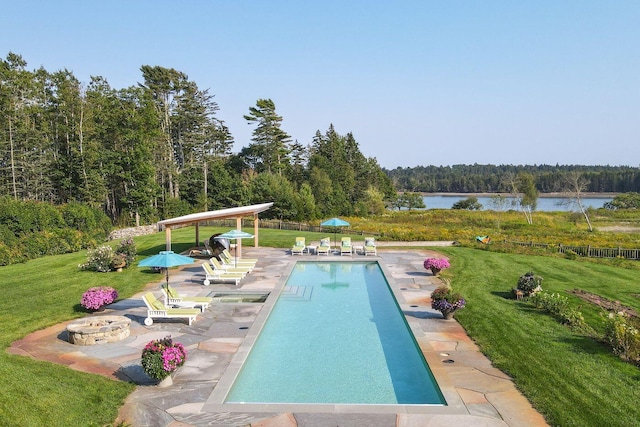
[236,217,242,258]
[254,214,259,247]
[165,227,172,251]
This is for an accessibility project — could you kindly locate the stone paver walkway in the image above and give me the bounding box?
[9,247,548,427]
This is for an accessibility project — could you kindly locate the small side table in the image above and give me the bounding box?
[305,245,317,255]
[353,245,364,255]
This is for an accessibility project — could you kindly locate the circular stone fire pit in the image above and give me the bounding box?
[67,315,131,346]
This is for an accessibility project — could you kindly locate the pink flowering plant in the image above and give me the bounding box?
[431,284,466,316]
[424,257,451,271]
[141,336,187,380]
[80,286,118,310]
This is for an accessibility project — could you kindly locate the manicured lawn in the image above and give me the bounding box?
[0,226,333,426]
[1,226,638,426]
[437,247,640,427]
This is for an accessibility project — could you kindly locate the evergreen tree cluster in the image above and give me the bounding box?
[0,53,393,225]
[386,164,640,193]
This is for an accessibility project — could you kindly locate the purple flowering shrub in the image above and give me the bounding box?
[80,286,118,310]
[141,336,188,380]
[431,285,465,314]
[424,258,451,271]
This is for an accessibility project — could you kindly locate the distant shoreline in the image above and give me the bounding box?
[420,192,618,198]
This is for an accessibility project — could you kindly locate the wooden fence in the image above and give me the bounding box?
[507,240,640,260]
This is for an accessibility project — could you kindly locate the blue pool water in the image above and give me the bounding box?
[225,261,445,405]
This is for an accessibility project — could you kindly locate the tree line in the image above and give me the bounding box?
[0,53,394,225]
[386,164,640,193]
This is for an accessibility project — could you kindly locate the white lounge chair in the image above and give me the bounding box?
[202,263,244,286]
[210,257,252,275]
[316,237,331,255]
[161,284,212,312]
[222,249,258,264]
[291,237,305,255]
[220,250,257,268]
[340,237,353,256]
[364,237,377,256]
[142,292,200,326]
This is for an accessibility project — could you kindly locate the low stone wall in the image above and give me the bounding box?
[108,225,158,241]
[67,315,131,345]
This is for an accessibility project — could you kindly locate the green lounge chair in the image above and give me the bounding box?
[291,237,306,255]
[222,248,258,264]
[340,237,353,256]
[210,257,252,275]
[142,292,200,326]
[161,284,212,311]
[220,250,257,268]
[201,263,244,286]
[316,237,331,255]
[364,237,377,256]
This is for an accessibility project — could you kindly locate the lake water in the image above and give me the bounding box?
[421,195,613,211]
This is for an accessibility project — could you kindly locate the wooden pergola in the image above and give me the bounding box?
[156,202,274,258]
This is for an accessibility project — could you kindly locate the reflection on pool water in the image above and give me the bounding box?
[225,261,446,405]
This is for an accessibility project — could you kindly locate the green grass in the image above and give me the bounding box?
[437,247,640,427]
[0,226,349,426]
[2,225,640,426]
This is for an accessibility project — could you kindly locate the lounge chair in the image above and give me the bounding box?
[161,284,212,311]
[340,237,353,256]
[201,263,244,286]
[316,237,331,255]
[364,237,377,256]
[142,292,201,326]
[210,257,252,275]
[220,249,257,267]
[291,237,306,255]
[222,249,258,264]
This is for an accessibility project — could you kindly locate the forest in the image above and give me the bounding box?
[0,53,395,225]
[3,52,639,228]
[386,164,640,193]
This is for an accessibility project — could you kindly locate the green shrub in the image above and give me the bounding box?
[517,271,543,296]
[603,312,640,364]
[528,291,587,329]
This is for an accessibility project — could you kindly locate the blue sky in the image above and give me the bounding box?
[2,1,638,169]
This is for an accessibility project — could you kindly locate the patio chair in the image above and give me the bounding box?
[142,292,201,326]
[340,237,353,256]
[364,237,377,256]
[220,249,257,268]
[210,257,252,275]
[291,237,306,255]
[201,263,244,286]
[222,249,258,264]
[161,284,212,312]
[316,237,331,255]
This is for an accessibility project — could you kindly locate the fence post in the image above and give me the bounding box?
[587,245,591,257]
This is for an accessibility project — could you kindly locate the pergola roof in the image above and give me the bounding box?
[156,202,274,253]
[157,202,274,228]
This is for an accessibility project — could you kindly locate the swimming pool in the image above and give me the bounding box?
[224,261,446,405]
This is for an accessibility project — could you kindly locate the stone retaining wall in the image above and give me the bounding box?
[108,225,158,241]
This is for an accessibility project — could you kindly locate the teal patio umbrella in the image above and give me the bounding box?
[216,229,254,268]
[320,217,350,248]
[138,250,195,287]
